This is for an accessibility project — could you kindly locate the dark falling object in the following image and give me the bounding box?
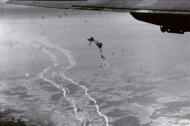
[87,37,103,52]
[101,54,105,60]
[87,37,95,42]
[87,37,95,46]
[96,42,102,49]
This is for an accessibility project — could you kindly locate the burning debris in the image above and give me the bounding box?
[87,37,109,67]
[87,37,103,53]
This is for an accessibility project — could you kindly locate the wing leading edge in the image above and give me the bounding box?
[7,0,190,34]
[6,0,190,13]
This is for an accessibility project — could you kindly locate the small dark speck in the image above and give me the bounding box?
[58,15,62,18]
[101,54,105,60]
[127,80,131,83]
[94,73,99,77]
[84,20,88,24]
[99,65,103,68]
[76,108,82,112]
[64,13,68,17]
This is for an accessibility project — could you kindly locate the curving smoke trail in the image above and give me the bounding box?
[37,37,109,126]
[39,48,67,98]
[33,42,86,124]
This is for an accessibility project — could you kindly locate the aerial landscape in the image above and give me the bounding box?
[1,2,190,126]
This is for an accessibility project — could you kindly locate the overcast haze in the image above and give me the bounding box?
[0,2,190,126]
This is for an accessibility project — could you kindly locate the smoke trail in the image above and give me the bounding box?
[38,37,109,126]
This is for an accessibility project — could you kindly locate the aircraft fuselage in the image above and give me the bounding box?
[130,12,190,34]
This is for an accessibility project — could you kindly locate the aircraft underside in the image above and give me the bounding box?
[130,12,190,34]
[6,0,190,34]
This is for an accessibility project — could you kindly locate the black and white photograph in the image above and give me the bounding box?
[0,0,190,126]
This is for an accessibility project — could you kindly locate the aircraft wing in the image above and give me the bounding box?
[6,0,190,14]
[6,0,190,34]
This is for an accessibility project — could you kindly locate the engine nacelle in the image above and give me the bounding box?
[160,26,184,34]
